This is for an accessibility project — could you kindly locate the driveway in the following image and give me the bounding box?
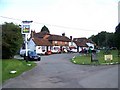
[2,53,118,88]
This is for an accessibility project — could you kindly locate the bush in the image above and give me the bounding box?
[2,22,23,59]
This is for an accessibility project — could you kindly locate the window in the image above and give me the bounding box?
[38,47,41,49]
[55,41,57,44]
[42,46,45,51]
[65,42,67,44]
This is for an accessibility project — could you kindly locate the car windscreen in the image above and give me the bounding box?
[29,51,37,56]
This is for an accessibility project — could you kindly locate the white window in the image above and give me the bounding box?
[55,41,57,44]
[65,42,67,44]
[42,46,45,50]
[38,46,41,49]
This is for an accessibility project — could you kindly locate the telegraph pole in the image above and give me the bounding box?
[21,20,33,62]
[118,1,120,23]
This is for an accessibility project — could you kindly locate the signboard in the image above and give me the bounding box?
[22,25,30,34]
[21,21,33,34]
[118,1,120,23]
[104,55,113,61]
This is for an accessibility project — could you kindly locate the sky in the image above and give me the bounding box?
[0,0,119,38]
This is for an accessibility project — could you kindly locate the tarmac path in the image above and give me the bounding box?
[2,53,118,88]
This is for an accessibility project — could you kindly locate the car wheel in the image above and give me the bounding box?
[24,55,26,60]
[38,57,41,61]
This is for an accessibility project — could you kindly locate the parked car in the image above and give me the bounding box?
[63,48,67,53]
[36,50,46,55]
[67,49,73,53]
[67,49,77,53]
[51,49,61,54]
[20,48,30,57]
[24,51,41,61]
[20,49,26,57]
[45,51,52,55]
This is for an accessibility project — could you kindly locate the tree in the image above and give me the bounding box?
[89,31,115,48]
[115,23,120,57]
[41,25,50,34]
[2,22,23,59]
[107,33,116,48]
[115,23,120,50]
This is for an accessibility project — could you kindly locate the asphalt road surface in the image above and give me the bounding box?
[2,53,118,88]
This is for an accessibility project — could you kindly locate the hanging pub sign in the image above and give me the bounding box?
[22,25,30,34]
[21,20,33,34]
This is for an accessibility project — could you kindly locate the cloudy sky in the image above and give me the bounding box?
[0,0,119,38]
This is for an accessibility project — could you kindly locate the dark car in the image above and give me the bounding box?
[26,51,41,61]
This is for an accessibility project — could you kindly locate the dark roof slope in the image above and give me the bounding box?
[33,31,50,38]
[32,37,52,46]
[74,41,88,47]
[73,37,95,47]
[73,37,95,44]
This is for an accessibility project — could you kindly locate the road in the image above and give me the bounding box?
[2,53,118,88]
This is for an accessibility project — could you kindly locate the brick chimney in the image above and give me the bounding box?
[31,30,35,38]
[62,33,65,36]
[70,36,72,40]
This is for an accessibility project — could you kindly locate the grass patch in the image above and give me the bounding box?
[71,50,120,65]
[2,59,36,83]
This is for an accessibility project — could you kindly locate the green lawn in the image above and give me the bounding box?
[2,59,36,83]
[71,50,120,65]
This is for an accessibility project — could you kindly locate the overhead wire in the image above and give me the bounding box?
[0,16,99,32]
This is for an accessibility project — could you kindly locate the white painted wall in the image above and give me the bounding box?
[28,39,48,54]
[28,39,36,51]
[86,43,94,50]
[78,47,82,52]
[69,41,77,48]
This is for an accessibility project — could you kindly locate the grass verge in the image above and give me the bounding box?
[71,50,120,65]
[2,59,36,83]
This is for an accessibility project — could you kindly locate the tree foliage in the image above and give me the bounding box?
[89,31,115,48]
[2,22,23,59]
[115,23,120,50]
[41,25,50,34]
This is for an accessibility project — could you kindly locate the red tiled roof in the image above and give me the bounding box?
[47,34,71,42]
[33,31,50,38]
[32,37,52,46]
[32,32,70,42]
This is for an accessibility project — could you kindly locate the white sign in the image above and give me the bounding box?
[104,55,113,61]
[21,21,33,34]
[118,1,120,23]
[22,25,30,34]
